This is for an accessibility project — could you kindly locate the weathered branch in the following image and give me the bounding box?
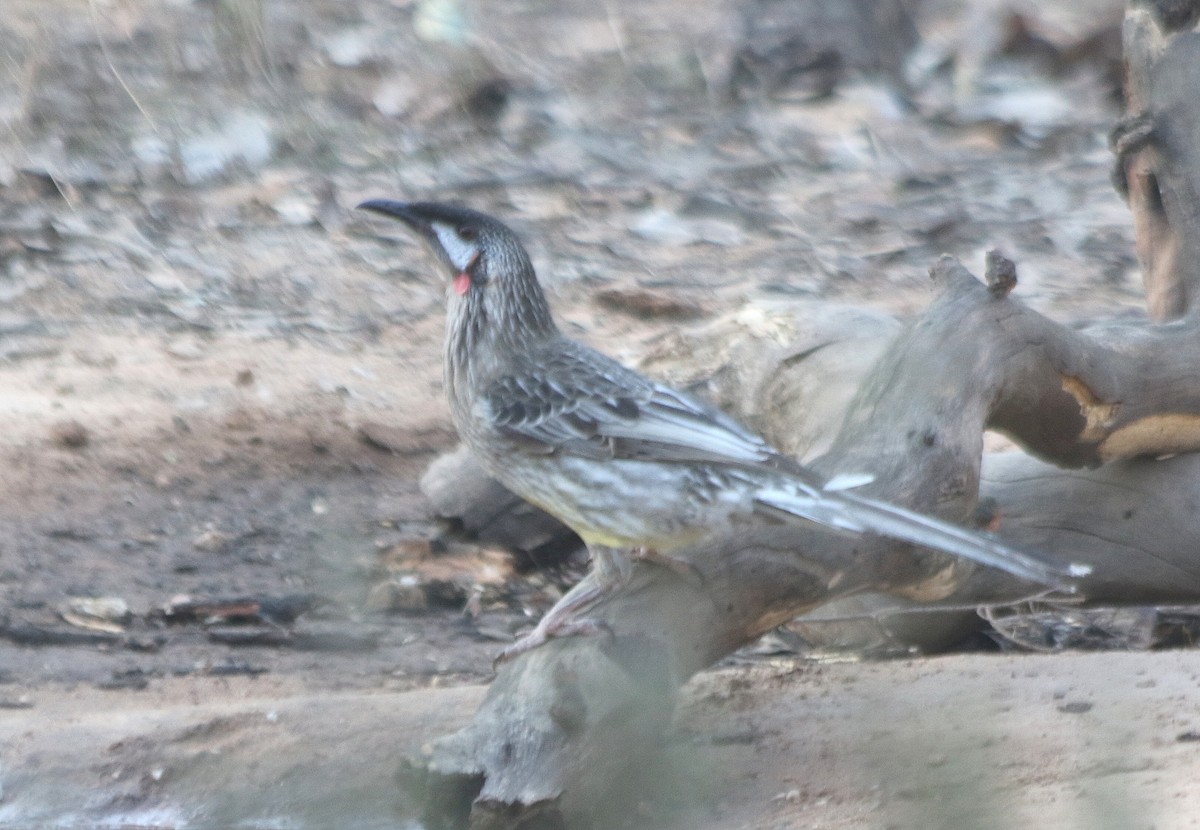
[832,256,1200,475]
[983,449,1200,604]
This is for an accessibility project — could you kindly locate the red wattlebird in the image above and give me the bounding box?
[359,200,1083,660]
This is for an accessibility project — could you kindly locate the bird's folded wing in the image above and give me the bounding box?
[482,348,821,488]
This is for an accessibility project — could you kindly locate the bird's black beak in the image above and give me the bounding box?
[357,198,426,229]
[357,198,454,272]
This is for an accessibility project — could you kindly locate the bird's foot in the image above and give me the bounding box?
[632,547,705,588]
[494,615,612,667]
[494,577,618,667]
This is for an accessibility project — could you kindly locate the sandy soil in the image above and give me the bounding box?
[4,652,1200,828]
[1,0,1195,827]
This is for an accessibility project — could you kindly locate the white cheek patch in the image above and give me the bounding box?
[432,223,479,271]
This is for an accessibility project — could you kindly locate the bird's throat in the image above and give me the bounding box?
[453,272,471,295]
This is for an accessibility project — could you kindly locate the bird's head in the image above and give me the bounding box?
[357,199,558,363]
[356,199,532,299]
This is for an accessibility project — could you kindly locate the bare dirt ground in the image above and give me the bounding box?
[1,0,1197,827]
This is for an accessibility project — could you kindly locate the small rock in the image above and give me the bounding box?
[64,596,131,623]
[366,579,427,612]
[315,376,349,395]
[166,337,206,360]
[193,529,232,553]
[132,134,170,169]
[632,209,745,247]
[145,270,189,295]
[222,407,258,432]
[631,209,699,245]
[1057,701,1093,714]
[49,420,89,449]
[323,27,379,67]
[180,112,274,183]
[414,0,470,43]
[373,78,419,117]
[272,196,315,226]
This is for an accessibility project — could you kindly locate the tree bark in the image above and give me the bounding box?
[1114,4,1200,320]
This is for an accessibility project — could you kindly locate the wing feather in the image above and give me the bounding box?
[480,341,821,488]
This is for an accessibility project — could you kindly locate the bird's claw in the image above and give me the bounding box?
[494,617,613,668]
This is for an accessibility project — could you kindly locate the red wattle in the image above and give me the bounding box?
[453,273,471,295]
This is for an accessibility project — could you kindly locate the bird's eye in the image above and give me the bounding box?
[458,226,478,241]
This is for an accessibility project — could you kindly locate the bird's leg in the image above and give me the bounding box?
[494,545,629,666]
[494,544,706,665]
[493,585,614,666]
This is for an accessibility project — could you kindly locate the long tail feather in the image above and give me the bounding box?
[754,490,1088,591]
